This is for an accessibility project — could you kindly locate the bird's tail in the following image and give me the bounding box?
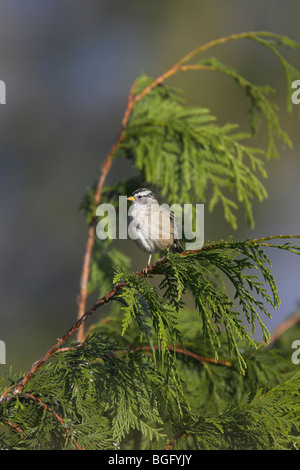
[172,239,185,254]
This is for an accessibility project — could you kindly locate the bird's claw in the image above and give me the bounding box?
[142,265,150,276]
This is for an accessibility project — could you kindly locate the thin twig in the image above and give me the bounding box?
[268,310,300,347]
[0,253,177,401]
[132,344,231,367]
[5,394,83,449]
[23,393,83,450]
[1,282,127,400]
[76,134,127,343]
[76,82,137,343]
[7,420,27,438]
[249,234,300,244]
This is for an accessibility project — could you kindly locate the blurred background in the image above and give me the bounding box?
[0,0,299,380]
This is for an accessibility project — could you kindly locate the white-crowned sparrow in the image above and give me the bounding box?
[127,188,184,267]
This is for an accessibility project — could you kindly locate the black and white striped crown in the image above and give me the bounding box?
[130,188,157,200]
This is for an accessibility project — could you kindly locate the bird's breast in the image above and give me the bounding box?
[128,204,174,253]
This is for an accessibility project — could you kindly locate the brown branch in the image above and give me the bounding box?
[132,344,231,367]
[131,31,276,101]
[58,343,231,368]
[168,345,231,367]
[268,309,300,347]
[76,82,137,343]
[1,284,126,401]
[7,420,27,438]
[249,234,300,244]
[0,253,173,402]
[76,132,128,343]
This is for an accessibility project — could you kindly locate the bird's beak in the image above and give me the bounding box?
[127,196,135,201]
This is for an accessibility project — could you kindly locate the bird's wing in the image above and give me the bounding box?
[159,206,179,240]
[160,206,184,252]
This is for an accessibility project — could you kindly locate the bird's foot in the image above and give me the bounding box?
[142,265,150,276]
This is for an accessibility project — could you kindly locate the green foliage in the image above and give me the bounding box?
[183,372,300,450]
[1,31,300,451]
[196,56,293,158]
[120,75,269,229]
[113,237,300,375]
[88,238,131,298]
[1,306,300,450]
[2,238,300,450]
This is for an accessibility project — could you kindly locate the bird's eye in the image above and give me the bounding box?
[137,195,142,198]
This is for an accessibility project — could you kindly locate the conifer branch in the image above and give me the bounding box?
[23,393,83,450]
[5,394,83,450]
[0,283,127,400]
[2,30,300,451]
[57,335,232,368]
[1,234,299,403]
[76,31,300,341]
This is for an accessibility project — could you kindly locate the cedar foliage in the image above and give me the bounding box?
[1,31,300,450]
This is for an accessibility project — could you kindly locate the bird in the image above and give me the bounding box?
[127,188,184,269]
